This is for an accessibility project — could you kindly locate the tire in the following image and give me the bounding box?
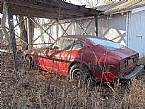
[68,63,93,84]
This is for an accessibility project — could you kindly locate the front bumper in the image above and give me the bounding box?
[120,64,144,80]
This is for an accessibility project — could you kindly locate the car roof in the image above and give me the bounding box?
[61,35,123,47]
[61,35,85,39]
[61,35,108,42]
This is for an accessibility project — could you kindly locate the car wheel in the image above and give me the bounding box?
[68,63,93,84]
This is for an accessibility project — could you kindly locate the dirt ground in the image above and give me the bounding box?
[1,52,145,109]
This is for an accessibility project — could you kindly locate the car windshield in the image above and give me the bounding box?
[86,37,124,50]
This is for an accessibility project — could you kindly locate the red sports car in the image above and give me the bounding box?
[26,35,144,83]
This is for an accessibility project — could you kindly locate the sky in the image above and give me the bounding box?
[65,0,105,7]
[65,0,121,8]
[65,0,82,5]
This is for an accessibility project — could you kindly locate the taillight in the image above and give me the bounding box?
[133,54,139,63]
[120,59,127,70]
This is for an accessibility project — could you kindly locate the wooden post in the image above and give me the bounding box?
[2,0,10,49]
[95,15,98,36]
[27,17,34,52]
[56,20,59,39]
[19,16,28,50]
[5,1,19,73]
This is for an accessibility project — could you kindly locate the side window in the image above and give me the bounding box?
[72,40,84,50]
[51,38,74,50]
[51,38,64,50]
[51,38,84,50]
[62,38,74,50]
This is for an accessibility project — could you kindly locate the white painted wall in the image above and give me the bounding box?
[98,15,127,46]
[33,18,96,48]
[30,6,145,57]
[98,8,145,57]
[128,10,145,57]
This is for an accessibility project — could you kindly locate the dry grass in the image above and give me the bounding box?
[139,56,145,65]
[1,68,145,109]
[1,52,145,109]
[122,80,145,109]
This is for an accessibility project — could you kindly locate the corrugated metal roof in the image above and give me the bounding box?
[96,0,145,15]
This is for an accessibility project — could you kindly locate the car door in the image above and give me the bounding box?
[56,39,86,76]
[52,38,75,76]
[41,37,74,75]
[37,47,58,73]
[42,37,65,73]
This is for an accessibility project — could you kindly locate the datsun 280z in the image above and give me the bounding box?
[25,35,144,83]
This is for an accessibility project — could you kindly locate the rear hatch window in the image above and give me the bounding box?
[87,37,124,50]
